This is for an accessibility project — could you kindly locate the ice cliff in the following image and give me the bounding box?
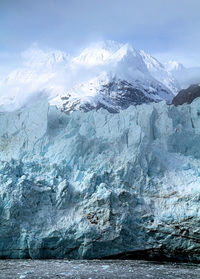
[0,98,200,261]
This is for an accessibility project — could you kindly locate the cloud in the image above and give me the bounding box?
[0,46,68,110]
[0,43,121,110]
[0,39,199,112]
[0,0,200,66]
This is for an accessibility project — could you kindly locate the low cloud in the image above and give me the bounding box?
[0,0,200,67]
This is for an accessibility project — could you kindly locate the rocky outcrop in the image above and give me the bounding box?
[172,84,200,106]
[0,98,200,261]
[58,80,168,114]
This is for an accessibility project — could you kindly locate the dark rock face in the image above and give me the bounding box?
[81,81,155,113]
[172,84,200,106]
[59,79,173,114]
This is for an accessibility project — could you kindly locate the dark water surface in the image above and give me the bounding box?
[0,260,199,279]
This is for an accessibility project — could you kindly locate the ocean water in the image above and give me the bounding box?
[0,260,199,279]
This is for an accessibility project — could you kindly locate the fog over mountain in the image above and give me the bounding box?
[1,0,200,66]
[0,40,199,113]
[0,41,178,112]
[166,61,200,89]
[1,1,199,111]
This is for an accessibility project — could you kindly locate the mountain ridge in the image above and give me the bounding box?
[166,60,200,89]
[1,40,198,113]
[50,41,178,113]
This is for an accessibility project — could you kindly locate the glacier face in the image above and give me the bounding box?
[0,98,200,261]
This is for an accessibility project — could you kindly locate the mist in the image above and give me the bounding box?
[1,0,200,67]
[0,0,200,111]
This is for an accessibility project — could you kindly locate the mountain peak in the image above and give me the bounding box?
[166,60,185,72]
[51,42,177,113]
[72,40,135,66]
[0,40,181,112]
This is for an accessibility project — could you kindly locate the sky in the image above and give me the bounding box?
[0,0,200,68]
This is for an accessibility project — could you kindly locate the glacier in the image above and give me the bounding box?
[0,97,200,261]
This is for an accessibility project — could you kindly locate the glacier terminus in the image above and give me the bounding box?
[0,96,200,261]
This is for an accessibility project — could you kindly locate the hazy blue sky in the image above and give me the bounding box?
[0,0,200,67]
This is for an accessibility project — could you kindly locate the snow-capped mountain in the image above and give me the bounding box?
[0,41,180,113]
[140,53,180,94]
[51,41,178,113]
[166,60,200,89]
[166,60,186,72]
